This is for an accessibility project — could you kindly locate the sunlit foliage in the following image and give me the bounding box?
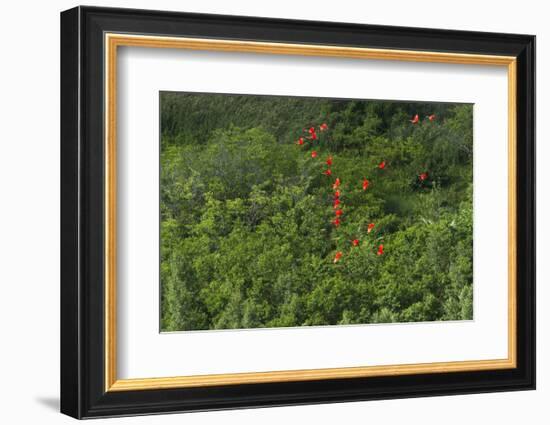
[160,93,473,331]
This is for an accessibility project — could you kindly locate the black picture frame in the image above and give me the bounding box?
[61,5,535,419]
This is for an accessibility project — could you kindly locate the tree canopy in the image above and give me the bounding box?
[160,92,473,331]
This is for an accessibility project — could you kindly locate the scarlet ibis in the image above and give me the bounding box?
[335,209,343,217]
[377,244,384,256]
[368,223,375,233]
[332,218,341,227]
[323,169,332,176]
[352,239,360,247]
[362,178,370,190]
[320,123,329,131]
[410,114,419,124]
[419,172,428,181]
[427,114,436,121]
[311,151,318,158]
[333,251,343,263]
[378,161,386,169]
[326,156,333,166]
[332,178,341,190]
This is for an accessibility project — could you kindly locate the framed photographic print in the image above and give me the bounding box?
[60,6,535,419]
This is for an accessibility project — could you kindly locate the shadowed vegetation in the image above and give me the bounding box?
[160,92,473,331]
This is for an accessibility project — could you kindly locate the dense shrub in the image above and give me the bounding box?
[160,93,473,331]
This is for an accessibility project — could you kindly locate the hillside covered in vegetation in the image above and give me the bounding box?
[160,92,474,331]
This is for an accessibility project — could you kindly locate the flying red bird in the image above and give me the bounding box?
[362,178,370,191]
[326,156,333,166]
[332,218,341,227]
[410,114,419,124]
[320,123,329,131]
[427,114,436,122]
[323,169,332,176]
[332,178,341,190]
[419,172,428,181]
[377,244,384,256]
[311,151,318,158]
[335,209,343,217]
[352,239,360,247]
[378,161,386,169]
[333,251,343,263]
[333,199,341,209]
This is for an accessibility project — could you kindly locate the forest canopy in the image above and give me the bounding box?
[160,92,474,332]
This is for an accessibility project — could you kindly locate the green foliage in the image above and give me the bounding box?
[160,93,473,331]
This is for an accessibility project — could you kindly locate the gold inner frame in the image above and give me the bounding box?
[104,33,517,392]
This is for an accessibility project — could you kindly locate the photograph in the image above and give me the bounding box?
[56,5,536,419]
[160,92,474,332]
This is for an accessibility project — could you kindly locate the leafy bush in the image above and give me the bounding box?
[160,93,473,331]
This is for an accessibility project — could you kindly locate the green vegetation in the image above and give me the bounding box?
[160,92,473,331]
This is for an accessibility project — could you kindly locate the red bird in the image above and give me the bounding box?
[310,132,318,140]
[352,239,360,247]
[378,161,386,169]
[334,190,341,198]
[427,114,436,122]
[333,199,341,209]
[311,151,318,158]
[367,223,375,233]
[332,178,341,190]
[296,137,304,146]
[377,244,384,256]
[326,156,333,166]
[320,123,329,131]
[323,169,332,176]
[333,251,343,263]
[362,178,370,191]
[410,114,419,124]
[419,172,428,181]
[335,209,343,217]
[332,218,341,227]
[308,127,316,134]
